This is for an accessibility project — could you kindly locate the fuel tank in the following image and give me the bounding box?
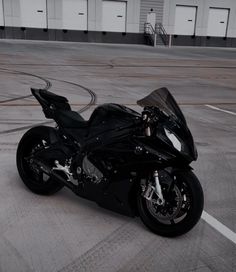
[86,103,140,139]
[63,103,141,147]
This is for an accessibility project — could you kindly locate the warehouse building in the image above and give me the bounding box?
[0,0,236,47]
[163,0,236,47]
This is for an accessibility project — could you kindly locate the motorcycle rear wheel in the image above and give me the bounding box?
[16,126,64,195]
[137,170,204,237]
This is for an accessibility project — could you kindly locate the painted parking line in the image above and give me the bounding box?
[205,104,236,116]
[203,104,236,243]
[202,211,236,244]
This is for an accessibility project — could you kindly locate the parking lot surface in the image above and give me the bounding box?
[0,40,235,272]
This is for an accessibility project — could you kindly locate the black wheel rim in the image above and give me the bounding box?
[20,137,51,186]
[145,181,192,225]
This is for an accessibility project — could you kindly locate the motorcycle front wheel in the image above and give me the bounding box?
[137,170,204,237]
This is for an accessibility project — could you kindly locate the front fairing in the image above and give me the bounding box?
[137,87,187,125]
[137,88,198,162]
[156,116,198,162]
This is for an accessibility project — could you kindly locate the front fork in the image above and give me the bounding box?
[143,170,165,205]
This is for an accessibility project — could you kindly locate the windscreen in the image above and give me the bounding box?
[137,87,186,125]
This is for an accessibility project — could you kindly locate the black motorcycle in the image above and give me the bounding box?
[17,87,204,237]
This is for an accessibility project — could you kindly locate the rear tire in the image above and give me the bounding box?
[137,170,204,237]
[16,126,64,195]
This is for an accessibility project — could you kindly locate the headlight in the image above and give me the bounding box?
[164,128,181,152]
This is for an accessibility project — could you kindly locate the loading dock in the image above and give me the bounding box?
[20,0,47,28]
[102,1,127,32]
[62,0,88,30]
[174,5,197,35]
[207,8,229,37]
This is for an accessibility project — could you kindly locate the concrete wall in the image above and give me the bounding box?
[1,0,141,33]
[163,0,236,38]
[139,0,164,32]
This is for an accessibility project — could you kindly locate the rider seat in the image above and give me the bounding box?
[40,90,68,104]
[31,88,87,128]
[57,110,88,128]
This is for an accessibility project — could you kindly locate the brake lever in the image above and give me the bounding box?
[142,109,153,137]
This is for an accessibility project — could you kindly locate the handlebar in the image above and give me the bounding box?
[142,107,157,137]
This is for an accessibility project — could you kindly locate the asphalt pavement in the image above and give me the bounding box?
[0,40,235,272]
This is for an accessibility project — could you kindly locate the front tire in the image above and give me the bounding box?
[137,170,204,237]
[16,126,64,195]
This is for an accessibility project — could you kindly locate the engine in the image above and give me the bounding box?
[82,156,104,183]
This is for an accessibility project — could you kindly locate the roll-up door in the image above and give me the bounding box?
[63,0,88,30]
[102,1,126,32]
[174,5,197,35]
[207,8,229,37]
[0,0,4,26]
[20,0,47,28]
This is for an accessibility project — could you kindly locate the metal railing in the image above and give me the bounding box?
[144,22,157,47]
[144,22,171,47]
[156,23,171,47]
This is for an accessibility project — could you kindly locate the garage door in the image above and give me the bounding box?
[174,5,197,35]
[20,0,47,28]
[102,1,126,32]
[0,0,4,26]
[207,8,229,37]
[63,0,88,30]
